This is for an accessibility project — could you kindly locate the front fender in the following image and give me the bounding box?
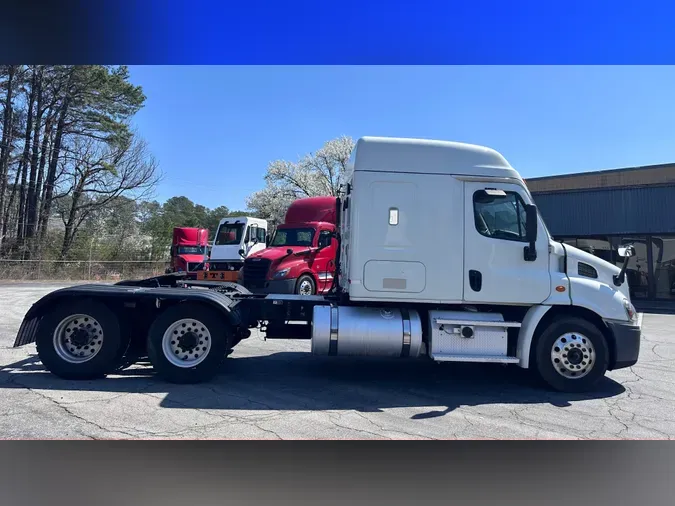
[516,305,552,368]
[569,277,631,322]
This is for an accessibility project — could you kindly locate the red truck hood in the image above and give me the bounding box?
[248,245,315,262]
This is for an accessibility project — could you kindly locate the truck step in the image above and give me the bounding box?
[433,318,521,328]
[432,354,520,364]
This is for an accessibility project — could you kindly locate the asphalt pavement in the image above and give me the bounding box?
[0,282,673,439]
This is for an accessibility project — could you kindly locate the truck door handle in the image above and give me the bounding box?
[469,270,482,292]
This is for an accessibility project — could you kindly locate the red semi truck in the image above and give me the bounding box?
[167,227,209,278]
[241,196,338,295]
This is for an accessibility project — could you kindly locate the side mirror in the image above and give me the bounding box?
[618,245,636,258]
[614,244,635,286]
[523,204,538,262]
[265,236,270,246]
[318,233,332,249]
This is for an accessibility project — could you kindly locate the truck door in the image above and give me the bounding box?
[315,229,337,293]
[249,225,267,255]
[463,182,551,304]
[246,224,258,256]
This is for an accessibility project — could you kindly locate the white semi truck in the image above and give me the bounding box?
[198,216,268,282]
[13,137,641,392]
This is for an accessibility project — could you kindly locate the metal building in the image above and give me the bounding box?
[527,163,675,304]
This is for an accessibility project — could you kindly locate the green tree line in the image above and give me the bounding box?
[64,195,248,262]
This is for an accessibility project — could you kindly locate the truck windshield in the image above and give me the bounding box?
[270,228,315,247]
[177,246,206,255]
[215,223,244,245]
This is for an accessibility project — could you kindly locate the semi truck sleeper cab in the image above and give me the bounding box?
[13,137,641,393]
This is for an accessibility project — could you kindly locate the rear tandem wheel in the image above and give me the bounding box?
[35,299,124,380]
[146,302,233,384]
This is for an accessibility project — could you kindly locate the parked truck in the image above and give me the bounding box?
[167,227,209,278]
[198,216,268,282]
[13,137,641,393]
[241,196,338,295]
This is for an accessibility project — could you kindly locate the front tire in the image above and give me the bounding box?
[36,299,123,380]
[295,274,316,295]
[146,302,232,384]
[534,316,609,393]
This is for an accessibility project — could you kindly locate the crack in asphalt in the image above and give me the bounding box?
[326,411,395,439]
[139,390,293,438]
[4,374,134,439]
[349,410,437,440]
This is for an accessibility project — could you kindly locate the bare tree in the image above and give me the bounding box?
[246,135,354,226]
[56,134,160,258]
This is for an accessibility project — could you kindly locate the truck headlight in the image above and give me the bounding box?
[273,268,290,279]
[623,298,637,322]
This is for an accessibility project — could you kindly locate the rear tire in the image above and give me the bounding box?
[36,299,123,380]
[534,316,609,393]
[295,274,316,295]
[147,302,232,384]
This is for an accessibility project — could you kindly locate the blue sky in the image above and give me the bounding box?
[128,66,675,211]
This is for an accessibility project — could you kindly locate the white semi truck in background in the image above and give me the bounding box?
[13,137,641,392]
[199,216,268,282]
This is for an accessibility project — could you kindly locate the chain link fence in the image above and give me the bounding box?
[0,259,170,281]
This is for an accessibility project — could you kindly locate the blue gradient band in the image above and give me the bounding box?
[3,0,675,63]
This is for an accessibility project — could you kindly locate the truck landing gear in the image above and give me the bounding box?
[146,302,232,384]
[534,316,609,393]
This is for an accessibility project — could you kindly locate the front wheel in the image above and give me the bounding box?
[534,316,609,393]
[146,302,232,384]
[295,274,316,295]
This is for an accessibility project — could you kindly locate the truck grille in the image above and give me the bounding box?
[243,258,271,288]
[210,262,242,271]
[186,262,204,272]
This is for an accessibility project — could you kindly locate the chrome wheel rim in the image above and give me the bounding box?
[551,332,595,379]
[53,314,104,364]
[162,318,212,368]
[298,279,313,295]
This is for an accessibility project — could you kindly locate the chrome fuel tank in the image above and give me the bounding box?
[311,305,423,357]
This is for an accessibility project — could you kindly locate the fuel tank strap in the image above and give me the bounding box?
[401,308,411,358]
[328,304,339,356]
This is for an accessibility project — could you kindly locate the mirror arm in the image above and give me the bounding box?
[613,256,630,286]
[524,241,537,262]
[523,204,538,262]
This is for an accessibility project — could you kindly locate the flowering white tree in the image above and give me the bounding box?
[246,135,355,227]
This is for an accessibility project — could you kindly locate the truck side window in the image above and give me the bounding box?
[318,230,332,248]
[473,190,528,242]
[244,227,250,243]
[257,228,266,243]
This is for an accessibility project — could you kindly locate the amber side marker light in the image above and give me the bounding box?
[555,286,566,292]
